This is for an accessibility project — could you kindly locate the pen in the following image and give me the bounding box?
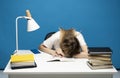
[47,59,60,62]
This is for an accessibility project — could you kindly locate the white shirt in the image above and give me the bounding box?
[42,31,87,49]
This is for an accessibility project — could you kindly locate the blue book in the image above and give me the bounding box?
[88,47,112,55]
[30,49,40,54]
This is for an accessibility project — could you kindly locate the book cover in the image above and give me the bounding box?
[89,56,111,61]
[30,49,40,54]
[89,54,111,58]
[11,54,34,63]
[88,60,112,66]
[88,47,112,55]
[87,61,113,70]
[11,61,37,69]
[11,61,35,66]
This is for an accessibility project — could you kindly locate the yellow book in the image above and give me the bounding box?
[11,54,34,63]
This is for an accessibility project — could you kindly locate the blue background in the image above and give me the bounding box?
[0,0,120,69]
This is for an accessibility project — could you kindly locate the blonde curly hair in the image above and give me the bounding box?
[60,28,81,57]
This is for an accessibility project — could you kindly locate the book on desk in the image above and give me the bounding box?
[87,47,113,70]
[88,47,112,55]
[10,54,37,69]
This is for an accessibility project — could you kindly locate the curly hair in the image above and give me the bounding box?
[60,28,81,57]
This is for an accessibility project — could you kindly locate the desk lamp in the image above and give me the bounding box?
[15,10,40,53]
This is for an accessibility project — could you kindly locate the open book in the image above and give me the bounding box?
[47,57,75,62]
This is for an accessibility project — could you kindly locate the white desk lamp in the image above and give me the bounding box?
[15,10,40,53]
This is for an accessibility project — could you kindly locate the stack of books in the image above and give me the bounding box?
[87,47,113,70]
[10,54,37,69]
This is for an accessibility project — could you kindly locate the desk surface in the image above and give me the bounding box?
[4,50,117,74]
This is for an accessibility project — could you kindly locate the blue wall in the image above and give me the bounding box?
[0,0,120,69]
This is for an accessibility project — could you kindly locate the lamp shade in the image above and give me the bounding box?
[27,18,40,32]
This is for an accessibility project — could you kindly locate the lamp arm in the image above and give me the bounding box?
[15,16,30,53]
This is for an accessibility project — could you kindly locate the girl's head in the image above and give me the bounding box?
[60,28,81,57]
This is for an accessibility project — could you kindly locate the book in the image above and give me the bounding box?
[87,48,113,70]
[87,61,113,70]
[47,57,75,62]
[11,61,37,69]
[30,49,40,54]
[88,47,112,55]
[88,60,112,66]
[11,61,35,66]
[10,54,37,69]
[89,54,111,58]
[11,54,34,63]
[89,56,111,61]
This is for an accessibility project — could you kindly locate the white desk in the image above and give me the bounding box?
[4,50,117,78]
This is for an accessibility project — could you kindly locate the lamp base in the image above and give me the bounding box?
[14,50,34,55]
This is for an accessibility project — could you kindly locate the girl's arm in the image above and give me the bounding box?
[39,45,64,57]
[73,45,89,58]
[39,45,58,56]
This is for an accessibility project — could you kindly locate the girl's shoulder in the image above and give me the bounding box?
[53,31,60,36]
[75,31,82,36]
[50,31,61,39]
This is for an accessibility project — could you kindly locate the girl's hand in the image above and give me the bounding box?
[49,50,59,57]
[55,48,65,57]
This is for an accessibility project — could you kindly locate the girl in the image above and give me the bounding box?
[39,28,88,58]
